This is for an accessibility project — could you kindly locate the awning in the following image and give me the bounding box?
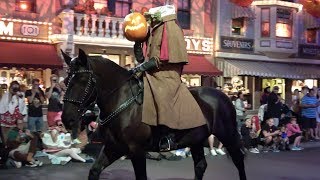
[183,55,222,76]
[223,59,320,79]
[0,41,63,69]
[304,11,320,29]
[231,3,255,19]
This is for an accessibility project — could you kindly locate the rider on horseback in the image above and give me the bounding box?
[131,5,206,151]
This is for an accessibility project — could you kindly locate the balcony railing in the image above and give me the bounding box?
[74,13,124,38]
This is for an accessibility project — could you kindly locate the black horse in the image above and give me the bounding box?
[61,49,246,180]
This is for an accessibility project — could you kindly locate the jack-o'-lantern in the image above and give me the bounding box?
[123,12,148,42]
[300,0,320,18]
[230,0,253,7]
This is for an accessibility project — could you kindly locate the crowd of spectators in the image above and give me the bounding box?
[0,75,95,169]
[237,85,320,154]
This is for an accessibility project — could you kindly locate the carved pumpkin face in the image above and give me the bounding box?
[301,0,320,18]
[230,0,253,7]
[123,12,148,42]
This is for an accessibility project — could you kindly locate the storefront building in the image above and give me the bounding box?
[53,0,222,84]
[0,0,63,93]
[214,0,320,110]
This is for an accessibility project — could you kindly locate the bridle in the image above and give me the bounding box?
[63,69,97,115]
[63,58,143,126]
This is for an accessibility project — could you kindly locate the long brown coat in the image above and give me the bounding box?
[141,14,206,129]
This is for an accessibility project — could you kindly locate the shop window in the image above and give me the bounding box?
[232,18,244,35]
[261,8,270,37]
[177,0,191,29]
[15,0,36,13]
[276,8,292,38]
[114,0,131,17]
[306,29,317,44]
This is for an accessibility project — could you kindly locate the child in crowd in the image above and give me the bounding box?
[241,118,259,153]
[286,117,303,151]
[279,126,290,151]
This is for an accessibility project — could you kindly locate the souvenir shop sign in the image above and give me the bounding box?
[0,18,51,42]
[298,44,320,59]
[221,36,254,52]
[184,36,214,55]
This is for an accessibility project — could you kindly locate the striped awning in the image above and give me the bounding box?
[223,59,320,79]
[304,11,320,29]
[231,3,255,19]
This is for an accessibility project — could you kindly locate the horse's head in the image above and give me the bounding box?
[60,49,97,130]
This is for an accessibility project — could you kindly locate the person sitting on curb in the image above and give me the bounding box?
[261,118,281,152]
[286,117,303,151]
[41,120,94,165]
[6,127,43,167]
[241,118,260,153]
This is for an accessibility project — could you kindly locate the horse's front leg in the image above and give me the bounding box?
[88,145,123,180]
[129,145,147,180]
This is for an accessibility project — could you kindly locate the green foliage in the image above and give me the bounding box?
[144,11,162,24]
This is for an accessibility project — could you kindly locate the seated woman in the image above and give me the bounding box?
[6,127,43,167]
[41,121,93,165]
[241,118,259,153]
[286,117,303,151]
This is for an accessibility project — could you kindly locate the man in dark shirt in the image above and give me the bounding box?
[261,118,281,152]
[266,86,282,127]
[25,79,45,132]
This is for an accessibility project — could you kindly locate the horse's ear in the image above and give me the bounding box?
[78,49,88,66]
[60,49,71,66]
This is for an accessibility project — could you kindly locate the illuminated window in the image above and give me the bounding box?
[177,0,191,29]
[15,0,36,13]
[276,8,292,38]
[115,0,131,18]
[261,8,270,37]
[232,18,244,35]
[306,29,317,44]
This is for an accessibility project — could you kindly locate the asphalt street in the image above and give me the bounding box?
[1,142,320,180]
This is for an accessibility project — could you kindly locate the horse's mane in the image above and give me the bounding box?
[88,56,131,78]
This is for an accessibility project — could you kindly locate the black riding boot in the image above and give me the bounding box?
[159,134,177,151]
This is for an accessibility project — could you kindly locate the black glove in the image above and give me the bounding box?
[134,42,145,63]
[130,57,159,76]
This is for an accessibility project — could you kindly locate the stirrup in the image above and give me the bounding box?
[159,136,176,151]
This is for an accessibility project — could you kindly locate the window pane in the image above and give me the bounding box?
[177,11,190,29]
[276,23,292,38]
[261,8,270,22]
[16,0,36,12]
[115,2,122,17]
[232,18,244,35]
[178,0,183,9]
[122,4,130,16]
[115,2,130,17]
[107,55,120,64]
[261,22,270,37]
[183,0,190,9]
[306,29,317,44]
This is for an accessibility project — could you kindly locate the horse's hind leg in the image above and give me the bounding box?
[225,146,246,180]
[190,145,207,180]
[88,145,123,180]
